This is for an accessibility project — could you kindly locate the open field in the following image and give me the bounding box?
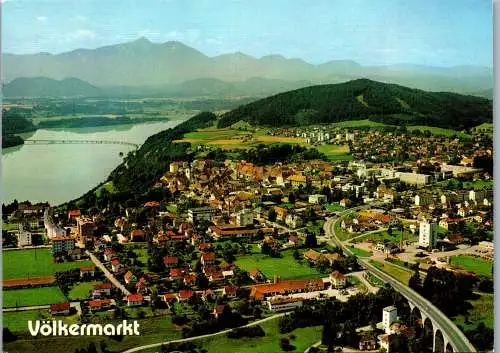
[316,144,353,161]
[449,255,493,277]
[324,203,345,212]
[348,246,373,257]
[351,229,417,244]
[453,293,493,331]
[3,286,67,307]
[3,249,94,279]
[199,318,322,353]
[331,119,389,128]
[406,125,471,138]
[235,250,325,280]
[369,260,412,285]
[4,315,181,353]
[3,309,80,333]
[68,281,102,300]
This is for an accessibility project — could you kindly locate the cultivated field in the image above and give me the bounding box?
[3,286,67,307]
[3,249,94,280]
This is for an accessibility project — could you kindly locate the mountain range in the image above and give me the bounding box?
[2,37,493,98]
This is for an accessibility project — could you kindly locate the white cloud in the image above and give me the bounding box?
[63,29,96,42]
[36,16,48,23]
[165,29,200,44]
[137,29,162,41]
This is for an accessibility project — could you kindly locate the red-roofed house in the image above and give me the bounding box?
[111,260,121,272]
[127,294,144,306]
[50,302,71,315]
[169,268,188,280]
[164,256,179,269]
[130,229,145,242]
[201,252,216,266]
[79,266,95,278]
[223,286,237,298]
[93,283,112,298]
[176,290,194,302]
[103,249,115,262]
[68,209,81,221]
[88,299,113,312]
[330,271,346,289]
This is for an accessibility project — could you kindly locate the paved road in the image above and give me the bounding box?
[325,207,476,353]
[121,313,286,353]
[86,250,131,296]
[349,270,378,294]
[3,305,50,312]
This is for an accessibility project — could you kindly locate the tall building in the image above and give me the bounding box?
[52,237,75,254]
[419,220,437,248]
[383,306,398,334]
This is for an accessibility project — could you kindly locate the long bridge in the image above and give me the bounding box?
[24,139,139,149]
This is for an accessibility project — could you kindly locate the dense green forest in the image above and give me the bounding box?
[36,116,166,129]
[217,79,492,130]
[2,113,36,148]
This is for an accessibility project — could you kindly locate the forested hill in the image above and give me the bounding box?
[217,78,492,130]
[108,111,216,194]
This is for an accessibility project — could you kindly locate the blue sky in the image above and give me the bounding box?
[1,0,492,67]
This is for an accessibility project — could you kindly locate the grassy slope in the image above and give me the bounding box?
[453,293,494,331]
[67,281,102,300]
[369,260,412,285]
[3,249,94,279]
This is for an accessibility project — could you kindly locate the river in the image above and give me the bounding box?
[2,119,184,205]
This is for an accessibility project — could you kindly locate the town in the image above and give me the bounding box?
[2,126,494,353]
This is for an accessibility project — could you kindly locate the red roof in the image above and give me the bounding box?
[68,209,81,217]
[199,242,212,250]
[164,256,179,265]
[330,271,345,279]
[127,294,143,302]
[169,268,187,278]
[51,302,71,312]
[95,283,112,290]
[178,290,193,299]
[104,249,115,255]
[163,293,176,300]
[224,286,237,294]
[202,252,216,261]
[111,260,120,265]
[131,229,145,237]
[144,201,160,207]
[80,266,95,272]
[89,299,112,308]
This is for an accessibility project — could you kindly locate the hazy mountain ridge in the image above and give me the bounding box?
[3,38,492,94]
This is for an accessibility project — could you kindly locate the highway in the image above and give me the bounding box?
[325,206,476,353]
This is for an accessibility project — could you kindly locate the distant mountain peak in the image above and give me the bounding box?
[260,54,287,61]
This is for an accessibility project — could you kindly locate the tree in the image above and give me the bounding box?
[292,249,301,260]
[261,242,272,255]
[408,270,421,293]
[268,208,277,222]
[305,231,318,248]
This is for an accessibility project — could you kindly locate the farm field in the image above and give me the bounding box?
[369,260,412,285]
[235,250,325,280]
[3,310,46,333]
[315,144,352,161]
[3,249,94,279]
[351,229,417,244]
[3,286,67,307]
[175,127,306,150]
[449,255,493,277]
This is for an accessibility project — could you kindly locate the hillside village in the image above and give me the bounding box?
[3,125,494,353]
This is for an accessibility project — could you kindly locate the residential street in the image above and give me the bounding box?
[86,250,131,296]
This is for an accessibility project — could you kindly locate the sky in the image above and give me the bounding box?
[1,0,493,67]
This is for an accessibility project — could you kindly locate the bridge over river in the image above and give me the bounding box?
[24,139,139,149]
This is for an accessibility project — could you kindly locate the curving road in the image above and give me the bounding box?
[121,313,287,353]
[325,207,476,353]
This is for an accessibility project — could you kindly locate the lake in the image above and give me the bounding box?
[2,119,184,205]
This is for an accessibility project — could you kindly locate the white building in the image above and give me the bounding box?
[383,306,398,334]
[285,214,304,229]
[236,209,254,226]
[308,194,327,204]
[398,172,430,185]
[419,220,437,248]
[17,229,32,247]
[267,296,304,312]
